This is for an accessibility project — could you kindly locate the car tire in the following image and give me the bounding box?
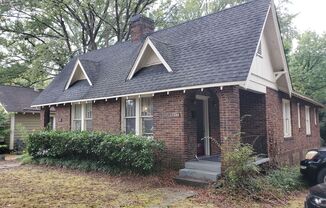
[317,168,326,184]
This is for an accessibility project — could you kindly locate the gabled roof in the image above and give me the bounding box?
[65,59,96,90]
[0,85,41,113]
[127,37,173,80]
[32,0,271,106]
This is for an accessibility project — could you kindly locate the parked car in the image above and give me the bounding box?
[301,148,326,184]
[305,183,326,208]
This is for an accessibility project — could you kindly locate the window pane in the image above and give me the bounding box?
[125,99,136,117]
[73,120,82,131]
[141,97,153,116]
[85,103,92,119]
[85,120,92,131]
[126,118,136,134]
[74,104,82,119]
[142,117,153,136]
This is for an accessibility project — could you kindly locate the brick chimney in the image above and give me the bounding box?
[130,14,154,43]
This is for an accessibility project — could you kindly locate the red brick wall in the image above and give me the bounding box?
[153,91,187,168]
[240,90,267,155]
[217,86,241,168]
[92,99,121,134]
[266,88,320,165]
[55,105,71,131]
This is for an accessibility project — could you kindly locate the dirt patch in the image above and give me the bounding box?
[0,165,309,208]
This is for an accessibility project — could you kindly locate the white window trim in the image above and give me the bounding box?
[65,59,93,90]
[297,103,301,129]
[305,106,311,136]
[50,115,56,130]
[314,108,317,126]
[9,114,15,150]
[127,38,173,80]
[282,99,292,138]
[121,96,153,136]
[71,103,92,131]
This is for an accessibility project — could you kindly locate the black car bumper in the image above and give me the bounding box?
[300,160,319,179]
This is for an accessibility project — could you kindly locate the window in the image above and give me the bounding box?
[282,99,292,138]
[140,97,153,136]
[297,103,301,128]
[122,97,153,136]
[84,103,93,131]
[49,116,56,130]
[305,106,311,135]
[72,104,82,131]
[314,108,317,125]
[72,103,92,131]
[124,99,136,134]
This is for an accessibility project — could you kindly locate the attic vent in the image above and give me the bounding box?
[257,42,262,57]
[65,59,93,90]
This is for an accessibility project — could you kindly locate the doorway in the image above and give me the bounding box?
[195,95,210,156]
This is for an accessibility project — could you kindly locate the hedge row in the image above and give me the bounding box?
[26,131,165,173]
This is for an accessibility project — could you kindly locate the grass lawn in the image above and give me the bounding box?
[0,164,308,208]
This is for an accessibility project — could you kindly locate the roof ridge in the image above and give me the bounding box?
[0,84,35,90]
[151,0,271,36]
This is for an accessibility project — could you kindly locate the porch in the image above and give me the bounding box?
[176,86,270,184]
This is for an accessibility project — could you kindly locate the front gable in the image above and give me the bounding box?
[127,38,172,80]
[245,2,293,95]
[65,59,93,90]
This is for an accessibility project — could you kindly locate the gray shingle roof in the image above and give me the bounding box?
[0,85,41,113]
[32,0,271,106]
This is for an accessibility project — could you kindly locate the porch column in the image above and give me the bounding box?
[40,106,50,128]
[217,86,241,172]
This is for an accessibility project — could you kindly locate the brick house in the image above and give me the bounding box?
[32,0,323,181]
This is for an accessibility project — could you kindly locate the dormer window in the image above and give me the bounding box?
[65,59,93,90]
[127,38,172,80]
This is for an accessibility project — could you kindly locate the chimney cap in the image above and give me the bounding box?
[130,14,154,24]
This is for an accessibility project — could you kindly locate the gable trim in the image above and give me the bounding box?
[65,59,93,90]
[127,38,173,80]
[245,4,271,89]
[270,2,292,95]
[244,2,293,95]
[0,102,8,113]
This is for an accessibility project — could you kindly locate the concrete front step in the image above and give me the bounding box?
[179,168,219,181]
[185,160,221,172]
[174,176,210,187]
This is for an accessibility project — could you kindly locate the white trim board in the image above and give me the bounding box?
[65,59,93,90]
[32,81,246,107]
[127,38,173,80]
[0,102,8,113]
[9,114,15,150]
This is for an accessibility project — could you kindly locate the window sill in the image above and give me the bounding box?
[284,136,294,141]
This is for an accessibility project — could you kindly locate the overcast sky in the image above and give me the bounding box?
[286,0,326,34]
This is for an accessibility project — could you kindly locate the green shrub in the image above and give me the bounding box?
[0,144,8,154]
[0,107,9,143]
[26,131,164,174]
[265,166,307,192]
[223,143,260,189]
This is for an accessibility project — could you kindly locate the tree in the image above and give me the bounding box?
[152,0,248,29]
[289,31,326,141]
[0,107,9,144]
[0,0,156,88]
[274,0,298,56]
